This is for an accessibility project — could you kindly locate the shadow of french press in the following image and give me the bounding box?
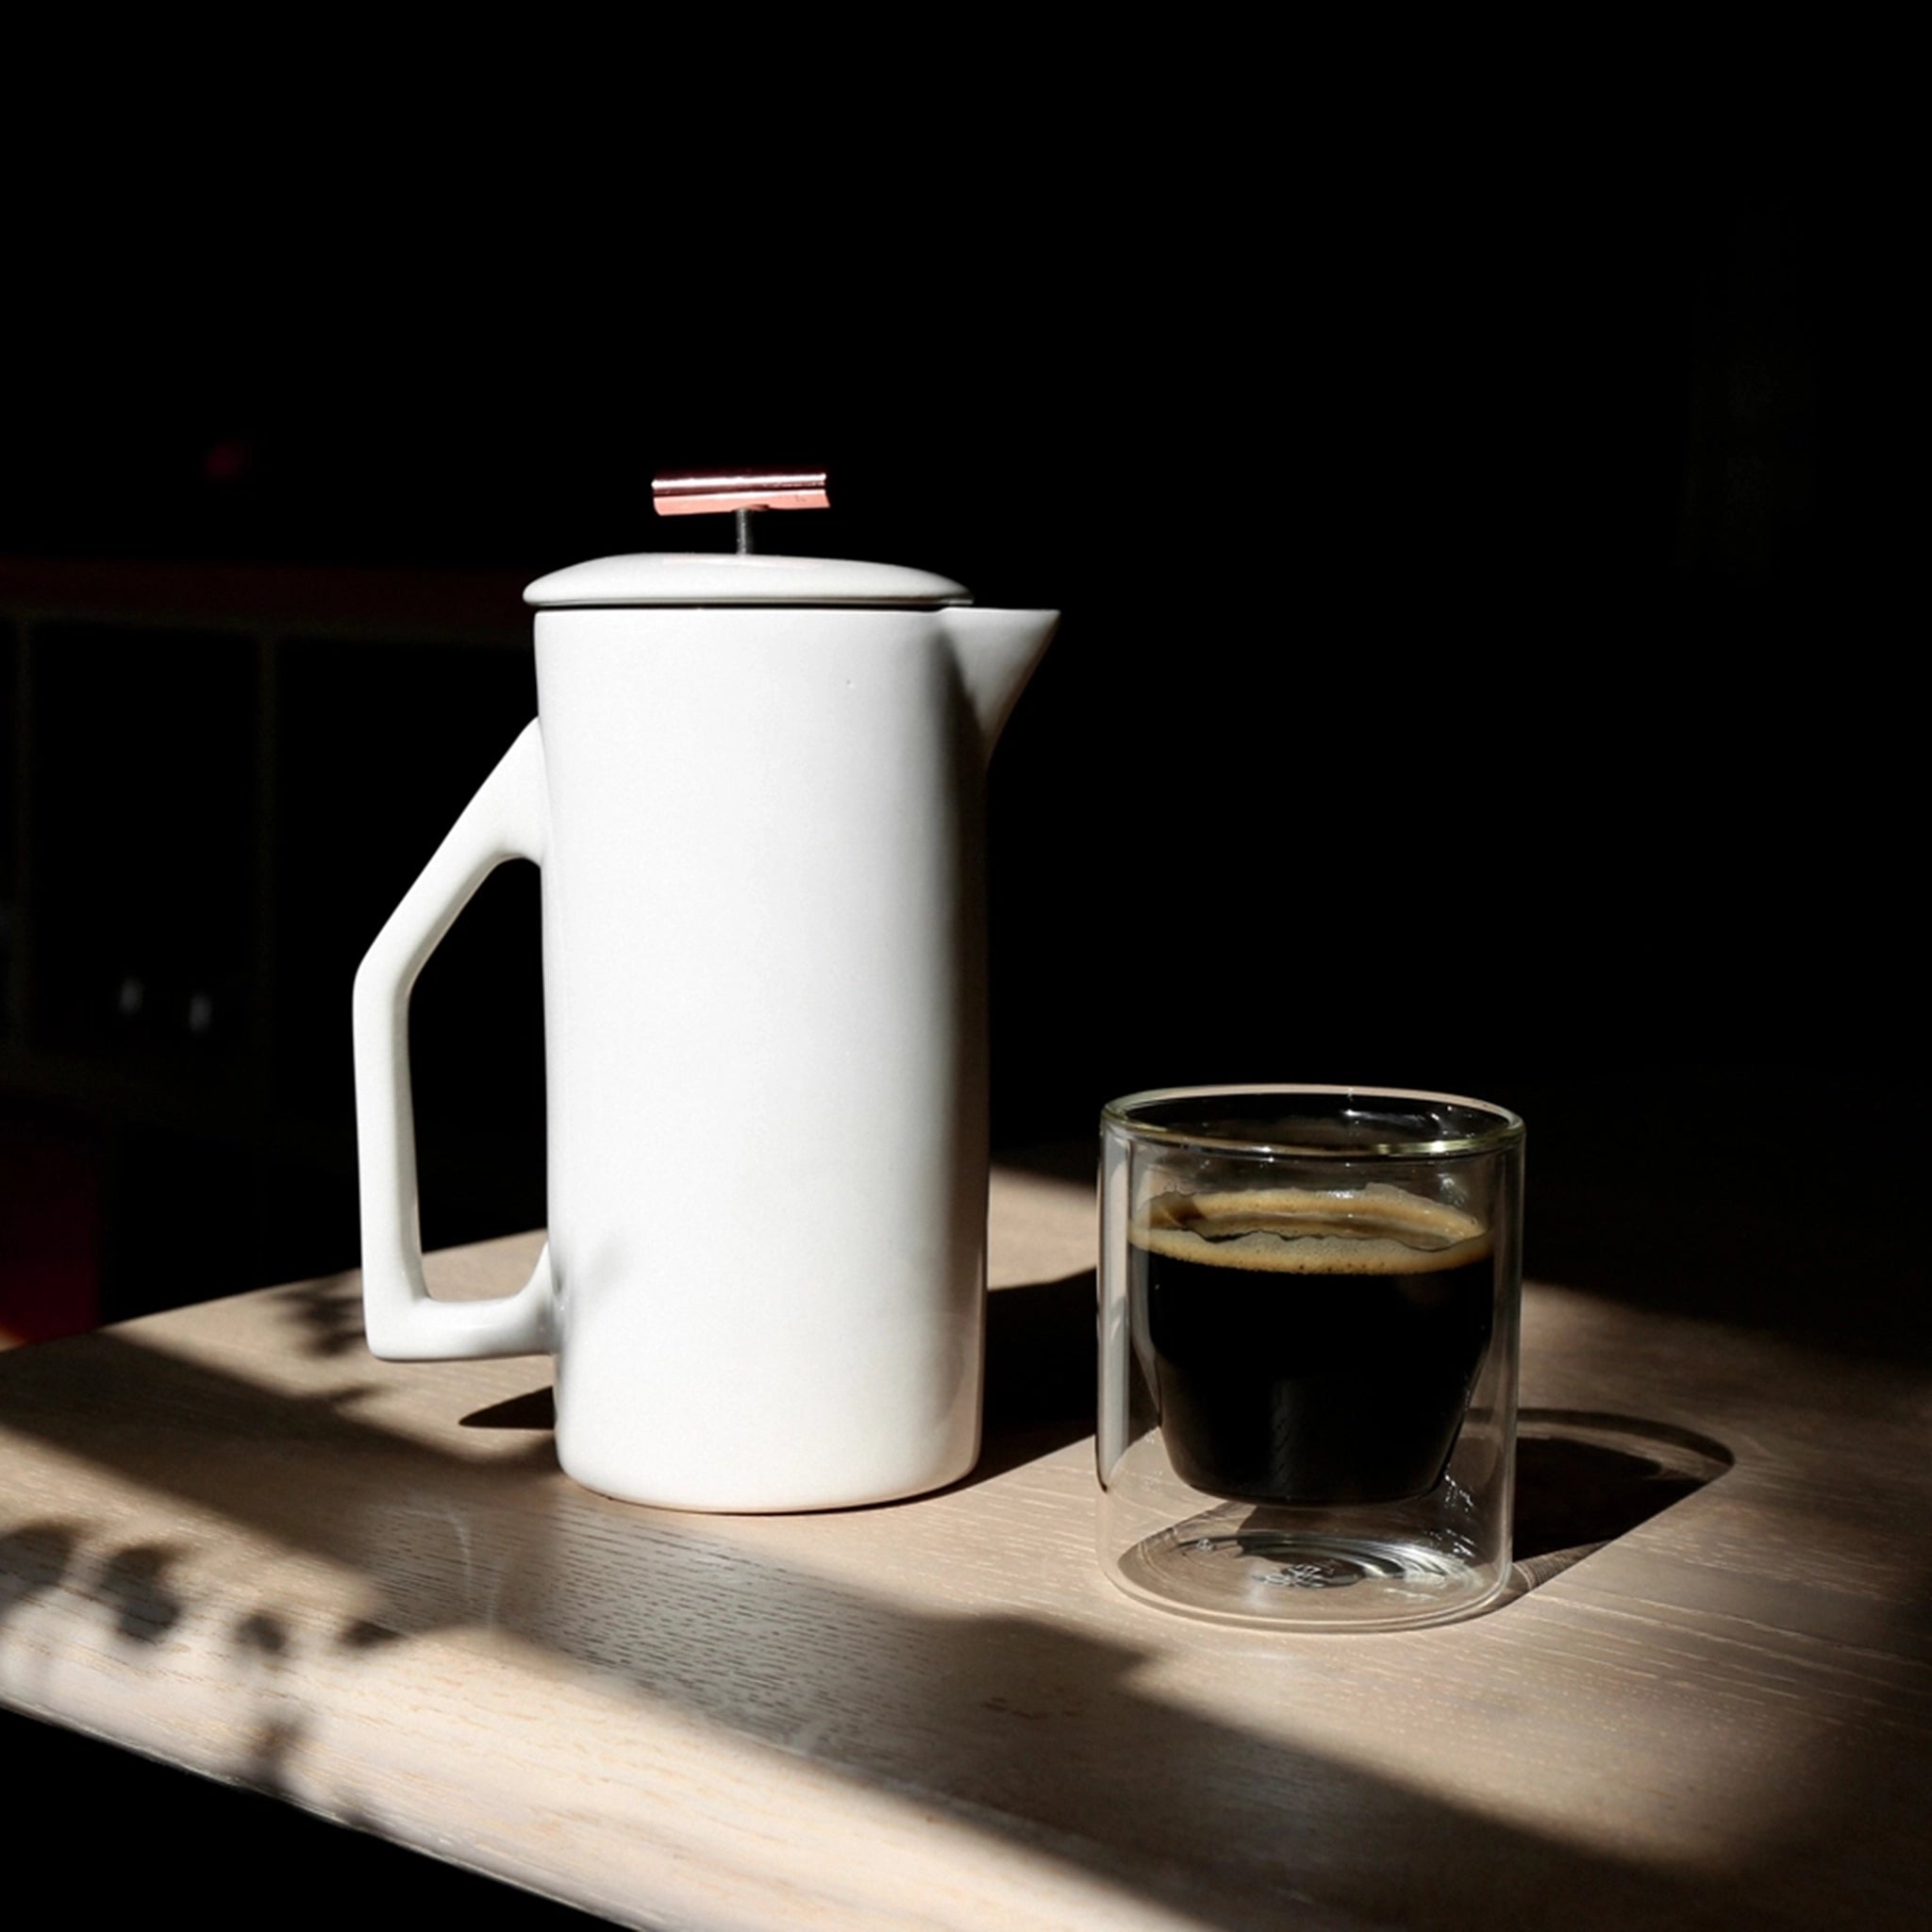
[459,1266,1107,1491]
[457,1306,1740,1574]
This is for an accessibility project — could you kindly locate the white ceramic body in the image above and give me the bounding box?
[355,595,1056,1510]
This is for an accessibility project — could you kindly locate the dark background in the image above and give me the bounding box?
[0,166,1909,1344]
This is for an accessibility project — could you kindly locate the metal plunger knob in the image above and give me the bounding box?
[652,468,831,554]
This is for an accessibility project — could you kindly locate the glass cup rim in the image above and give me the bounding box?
[1100,1084,1525,1158]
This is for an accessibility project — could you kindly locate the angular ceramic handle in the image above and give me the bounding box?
[353,721,555,1359]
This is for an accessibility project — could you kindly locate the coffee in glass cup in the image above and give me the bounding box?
[1100,1088,1524,1630]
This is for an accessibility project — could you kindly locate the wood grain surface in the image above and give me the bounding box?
[3,1162,1928,1930]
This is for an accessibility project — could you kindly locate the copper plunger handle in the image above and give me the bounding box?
[651,469,831,517]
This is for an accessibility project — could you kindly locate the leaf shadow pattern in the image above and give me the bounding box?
[275,1271,373,1360]
[0,1522,79,1620]
[88,1541,188,1644]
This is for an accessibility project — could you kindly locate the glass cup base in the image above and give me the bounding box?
[1109,1502,1509,1632]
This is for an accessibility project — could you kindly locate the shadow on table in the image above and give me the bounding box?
[8,1301,1918,1931]
[1511,1407,1734,1591]
[457,1312,1742,1596]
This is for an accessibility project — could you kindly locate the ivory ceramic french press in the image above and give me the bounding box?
[354,470,1058,1509]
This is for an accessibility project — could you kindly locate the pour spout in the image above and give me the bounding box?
[941,606,1059,765]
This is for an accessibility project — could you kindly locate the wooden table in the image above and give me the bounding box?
[3,1159,1928,1930]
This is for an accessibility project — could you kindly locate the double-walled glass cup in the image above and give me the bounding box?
[1099,1088,1524,1631]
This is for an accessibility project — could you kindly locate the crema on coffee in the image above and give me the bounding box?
[1130,1185,1494,1506]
